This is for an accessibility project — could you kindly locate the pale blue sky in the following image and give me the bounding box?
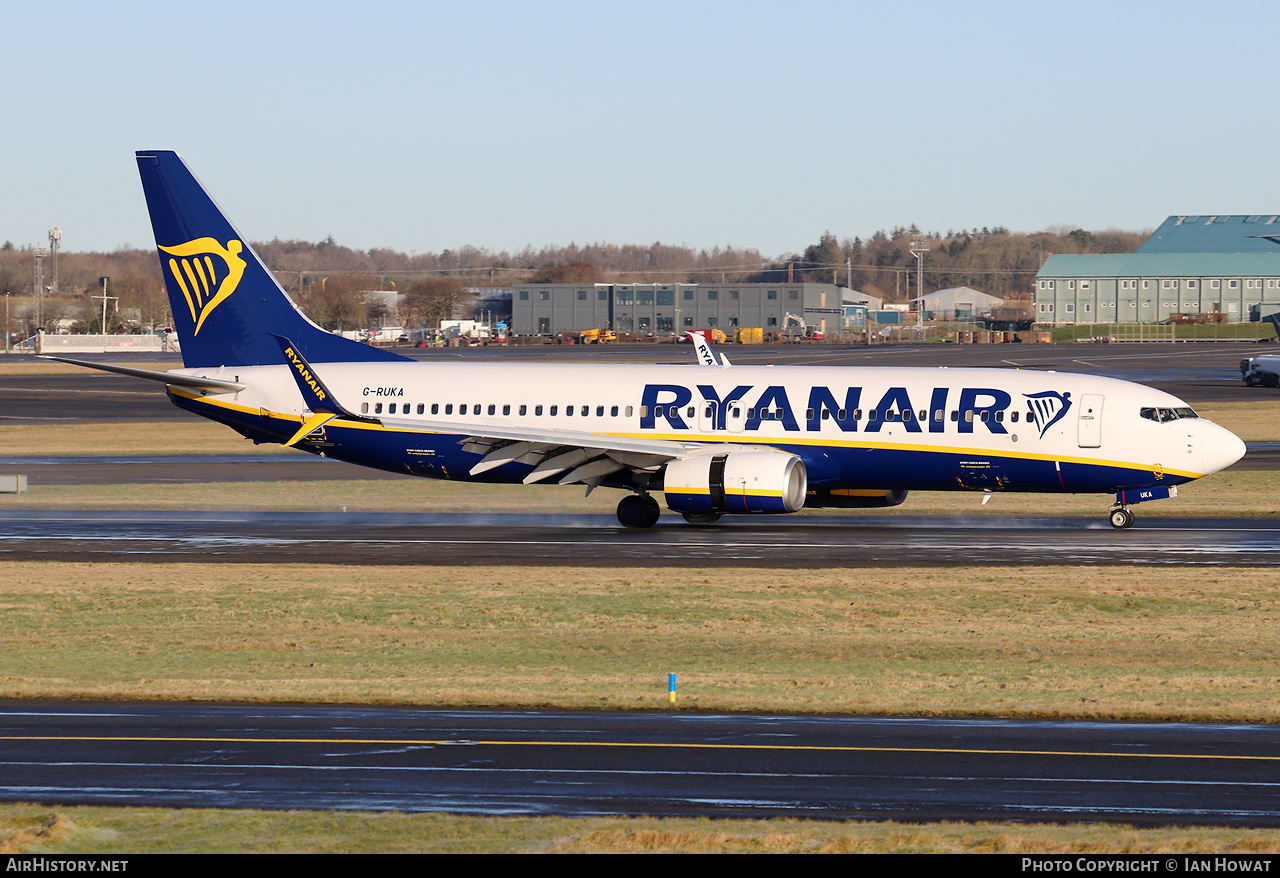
[5,0,1278,256]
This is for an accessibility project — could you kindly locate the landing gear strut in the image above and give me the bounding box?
[617,493,661,528]
[1108,505,1135,529]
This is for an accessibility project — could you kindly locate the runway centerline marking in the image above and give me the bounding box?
[2,735,1277,762]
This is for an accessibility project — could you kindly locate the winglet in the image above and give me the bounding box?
[272,334,359,418]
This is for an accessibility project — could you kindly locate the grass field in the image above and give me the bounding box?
[2,562,1278,721]
[6,804,1280,854]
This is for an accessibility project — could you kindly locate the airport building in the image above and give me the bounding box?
[1035,215,1280,324]
[511,282,875,337]
[910,286,1004,321]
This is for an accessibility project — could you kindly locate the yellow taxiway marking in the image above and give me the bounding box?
[0,735,1275,762]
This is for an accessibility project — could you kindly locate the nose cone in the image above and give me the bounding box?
[1201,422,1247,475]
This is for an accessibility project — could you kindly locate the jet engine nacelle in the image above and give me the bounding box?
[662,451,807,515]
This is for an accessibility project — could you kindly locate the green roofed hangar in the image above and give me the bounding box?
[1035,215,1280,324]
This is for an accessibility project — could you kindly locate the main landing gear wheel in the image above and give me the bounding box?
[681,512,722,525]
[1109,507,1135,529]
[617,494,661,528]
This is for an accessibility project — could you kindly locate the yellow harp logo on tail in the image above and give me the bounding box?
[158,238,247,335]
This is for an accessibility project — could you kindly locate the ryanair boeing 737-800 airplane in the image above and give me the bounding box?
[48,151,1245,529]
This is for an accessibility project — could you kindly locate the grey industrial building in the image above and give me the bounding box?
[1035,215,1280,324]
[511,282,869,337]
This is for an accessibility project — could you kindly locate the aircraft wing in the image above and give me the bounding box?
[376,414,696,488]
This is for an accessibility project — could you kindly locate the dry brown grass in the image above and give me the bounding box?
[0,421,288,456]
[0,811,77,855]
[7,805,1280,853]
[2,562,1279,721]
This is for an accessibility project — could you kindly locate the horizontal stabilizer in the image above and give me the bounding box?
[37,356,246,391]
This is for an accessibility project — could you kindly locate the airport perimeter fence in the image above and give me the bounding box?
[35,334,166,354]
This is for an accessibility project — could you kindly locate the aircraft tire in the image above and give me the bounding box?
[681,512,722,525]
[618,494,661,528]
[1109,508,1134,529]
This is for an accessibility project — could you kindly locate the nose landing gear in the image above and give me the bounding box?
[1108,505,1135,529]
[1108,485,1178,529]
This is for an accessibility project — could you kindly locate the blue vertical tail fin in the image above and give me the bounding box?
[136,150,409,368]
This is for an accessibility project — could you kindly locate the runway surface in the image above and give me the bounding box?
[0,509,1275,567]
[3,700,1279,825]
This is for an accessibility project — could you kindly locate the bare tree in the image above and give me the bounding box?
[401,278,467,329]
[300,274,377,330]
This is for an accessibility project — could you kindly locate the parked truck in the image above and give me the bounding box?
[440,320,492,345]
[1241,355,1280,387]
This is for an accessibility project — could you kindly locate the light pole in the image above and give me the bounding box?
[48,228,61,296]
[33,246,47,331]
[910,239,929,333]
[93,277,116,353]
[4,291,9,354]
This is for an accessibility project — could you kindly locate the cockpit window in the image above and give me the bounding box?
[1140,406,1199,423]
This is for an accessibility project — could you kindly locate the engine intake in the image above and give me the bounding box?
[663,451,807,515]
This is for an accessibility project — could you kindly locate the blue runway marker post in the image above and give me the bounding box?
[668,673,677,706]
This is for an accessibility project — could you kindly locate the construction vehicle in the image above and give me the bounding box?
[579,328,617,344]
